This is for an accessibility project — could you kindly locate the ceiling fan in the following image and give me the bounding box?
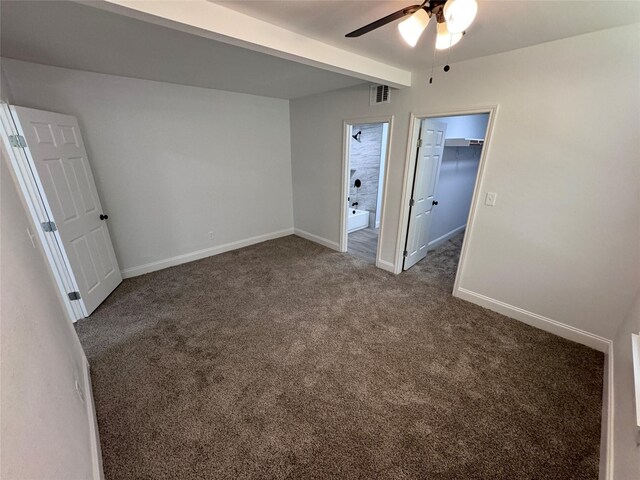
[345,0,478,50]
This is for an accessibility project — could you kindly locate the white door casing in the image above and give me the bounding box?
[403,119,447,270]
[11,106,121,314]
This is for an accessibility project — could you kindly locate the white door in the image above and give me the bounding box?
[11,106,121,314]
[403,119,447,270]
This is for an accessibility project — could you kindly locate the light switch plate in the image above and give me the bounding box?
[485,192,497,206]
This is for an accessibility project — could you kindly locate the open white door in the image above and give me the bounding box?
[403,119,447,270]
[10,106,122,315]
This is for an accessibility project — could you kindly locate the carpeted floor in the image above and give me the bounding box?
[76,234,604,480]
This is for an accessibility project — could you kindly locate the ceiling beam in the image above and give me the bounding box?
[86,0,412,89]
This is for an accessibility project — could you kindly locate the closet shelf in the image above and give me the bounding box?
[444,138,484,147]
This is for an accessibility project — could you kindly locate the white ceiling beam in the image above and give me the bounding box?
[87,0,412,88]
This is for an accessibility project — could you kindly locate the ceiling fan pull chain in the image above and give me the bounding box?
[429,35,437,84]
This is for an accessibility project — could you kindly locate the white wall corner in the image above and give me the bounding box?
[121,228,294,278]
[376,258,395,273]
[293,228,340,251]
[454,287,611,352]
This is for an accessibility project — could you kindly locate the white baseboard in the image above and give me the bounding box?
[121,228,294,278]
[82,360,105,480]
[293,228,340,251]
[455,287,611,352]
[428,225,466,250]
[376,258,395,273]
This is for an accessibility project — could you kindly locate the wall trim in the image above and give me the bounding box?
[376,258,395,273]
[428,224,466,251]
[455,287,611,352]
[121,228,294,278]
[600,347,615,480]
[82,360,105,480]
[294,228,340,251]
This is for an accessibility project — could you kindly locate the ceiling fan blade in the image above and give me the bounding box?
[345,5,424,38]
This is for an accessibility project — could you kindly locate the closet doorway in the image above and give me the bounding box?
[398,108,496,288]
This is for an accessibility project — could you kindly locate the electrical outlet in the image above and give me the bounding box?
[208,231,214,240]
[485,192,497,206]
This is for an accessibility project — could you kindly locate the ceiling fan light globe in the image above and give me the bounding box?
[443,0,477,34]
[398,9,430,47]
[436,21,463,50]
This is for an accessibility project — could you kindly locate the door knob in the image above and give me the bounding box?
[100,214,109,220]
[432,200,438,206]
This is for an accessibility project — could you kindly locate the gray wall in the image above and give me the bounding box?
[290,24,640,341]
[349,123,383,227]
[1,146,98,478]
[2,58,294,275]
[429,113,489,245]
[430,145,482,245]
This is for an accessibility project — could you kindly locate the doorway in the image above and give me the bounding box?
[400,109,495,283]
[341,118,392,266]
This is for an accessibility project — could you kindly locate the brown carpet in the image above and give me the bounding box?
[76,234,604,480]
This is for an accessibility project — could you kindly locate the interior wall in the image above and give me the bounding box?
[612,290,640,479]
[349,123,383,227]
[429,114,488,245]
[0,146,98,479]
[430,145,483,245]
[2,58,294,275]
[290,24,640,340]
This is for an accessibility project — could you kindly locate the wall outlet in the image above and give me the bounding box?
[485,192,497,206]
[208,231,215,240]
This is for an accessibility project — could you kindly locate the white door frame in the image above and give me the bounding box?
[0,102,86,322]
[394,105,499,293]
[340,115,394,270]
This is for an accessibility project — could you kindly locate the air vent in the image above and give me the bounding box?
[370,85,390,105]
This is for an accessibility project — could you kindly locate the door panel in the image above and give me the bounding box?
[11,106,121,314]
[404,119,447,270]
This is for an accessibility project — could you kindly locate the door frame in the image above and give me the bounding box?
[340,115,394,270]
[0,102,86,322]
[395,105,499,293]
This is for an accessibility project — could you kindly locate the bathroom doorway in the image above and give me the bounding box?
[340,117,392,266]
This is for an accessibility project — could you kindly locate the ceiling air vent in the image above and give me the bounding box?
[370,84,390,106]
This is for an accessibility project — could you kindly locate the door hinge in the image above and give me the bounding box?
[403,250,408,257]
[41,221,57,232]
[68,291,81,301]
[8,135,27,148]
[416,138,423,148]
[409,199,415,207]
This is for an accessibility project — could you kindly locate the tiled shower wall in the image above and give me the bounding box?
[349,123,383,227]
